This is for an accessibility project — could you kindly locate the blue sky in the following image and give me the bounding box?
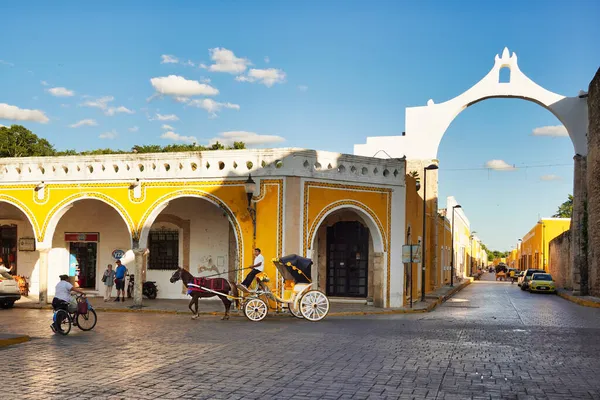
[1,0,599,250]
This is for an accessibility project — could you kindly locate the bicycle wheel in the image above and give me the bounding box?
[76,309,97,331]
[55,309,71,335]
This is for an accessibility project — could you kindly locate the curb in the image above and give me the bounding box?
[557,290,600,308]
[15,281,472,317]
[0,335,30,348]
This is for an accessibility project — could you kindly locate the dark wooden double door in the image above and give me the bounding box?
[326,221,369,297]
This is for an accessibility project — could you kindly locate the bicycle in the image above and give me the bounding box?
[51,294,97,335]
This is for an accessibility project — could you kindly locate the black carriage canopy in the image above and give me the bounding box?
[274,254,313,283]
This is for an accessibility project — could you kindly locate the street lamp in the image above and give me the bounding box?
[537,220,546,270]
[421,163,438,301]
[244,174,257,240]
[451,204,462,287]
[517,238,522,270]
[470,231,477,276]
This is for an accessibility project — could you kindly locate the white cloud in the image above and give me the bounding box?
[187,98,240,117]
[40,80,49,86]
[532,125,568,137]
[129,126,139,132]
[161,124,175,130]
[485,160,516,171]
[0,60,14,66]
[236,68,286,87]
[69,119,97,128]
[204,48,251,74]
[154,113,179,121]
[0,103,49,123]
[161,131,197,144]
[80,96,132,116]
[264,56,270,64]
[150,75,219,97]
[298,85,308,92]
[541,174,562,181]
[81,96,114,110]
[183,60,195,67]
[99,130,117,139]
[161,54,179,64]
[105,106,134,116]
[210,131,285,147]
[48,87,75,97]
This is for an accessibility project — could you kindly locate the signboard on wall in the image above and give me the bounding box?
[402,245,421,263]
[64,232,100,242]
[112,249,125,260]
[18,237,36,251]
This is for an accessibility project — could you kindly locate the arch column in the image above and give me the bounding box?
[37,247,51,304]
[132,248,145,308]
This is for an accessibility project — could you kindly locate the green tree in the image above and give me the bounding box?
[553,194,573,218]
[0,125,56,157]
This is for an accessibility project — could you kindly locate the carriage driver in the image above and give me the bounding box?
[240,248,264,290]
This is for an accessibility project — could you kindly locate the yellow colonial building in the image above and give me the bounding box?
[519,218,571,271]
[0,148,407,307]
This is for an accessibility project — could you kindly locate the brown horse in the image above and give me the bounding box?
[170,268,240,320]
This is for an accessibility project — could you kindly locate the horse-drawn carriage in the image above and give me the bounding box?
[171,254,330,322]
[237,254,330,322]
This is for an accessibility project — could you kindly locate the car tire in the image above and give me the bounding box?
[1,301,15,309]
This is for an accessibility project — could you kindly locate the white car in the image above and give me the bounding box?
[0,269,21,309]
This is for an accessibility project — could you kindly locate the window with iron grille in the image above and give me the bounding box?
[148,229,179,270]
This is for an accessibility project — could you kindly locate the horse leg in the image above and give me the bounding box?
[221,295,232,320]
[193,295,201,319]
[188,297,197,319]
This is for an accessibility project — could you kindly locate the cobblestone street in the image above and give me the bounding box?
[2,276,600,399]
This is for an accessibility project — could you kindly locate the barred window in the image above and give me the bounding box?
[148,229,179,270]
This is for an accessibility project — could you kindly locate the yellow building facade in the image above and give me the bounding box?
[519,218,571,271]
[0,149,408,307]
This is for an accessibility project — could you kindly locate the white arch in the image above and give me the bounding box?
[0,197,39,241]
[137,193,243,267]
[354,47,588,160]
[308,202,386,254]
[40,194,134,249]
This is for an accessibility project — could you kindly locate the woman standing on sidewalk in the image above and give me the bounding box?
[102,264,116,301]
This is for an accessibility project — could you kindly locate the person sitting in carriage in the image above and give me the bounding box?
[240,248,264,290]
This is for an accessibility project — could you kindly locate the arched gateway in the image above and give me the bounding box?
[355,47,588,159]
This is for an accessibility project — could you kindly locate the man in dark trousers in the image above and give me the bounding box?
[241,248,264,290]
[114,259,127,302]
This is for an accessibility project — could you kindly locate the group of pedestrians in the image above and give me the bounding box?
[101,259,127,302]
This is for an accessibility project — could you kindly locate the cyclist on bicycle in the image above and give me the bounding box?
[52,274,86,332]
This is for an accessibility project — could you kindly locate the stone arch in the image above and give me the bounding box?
[308,201,386,254]
[137,191,243,273]
[0,196,39,241]
[40,193,134,248]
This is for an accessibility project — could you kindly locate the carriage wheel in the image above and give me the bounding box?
[244,298,268,322]
[288,302,304,319]
[300,290,330,322]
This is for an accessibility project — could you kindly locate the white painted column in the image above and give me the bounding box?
[37,247,51,304]
[132,248,145,308]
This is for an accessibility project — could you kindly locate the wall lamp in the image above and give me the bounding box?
[244,174,257,239]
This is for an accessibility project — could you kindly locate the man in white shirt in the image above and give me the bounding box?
[51,274,85,332]
[241,248,265,289]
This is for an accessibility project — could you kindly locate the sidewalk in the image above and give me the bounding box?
[557,288,600,308]
[15,279,471,317]
[0,334,30,348]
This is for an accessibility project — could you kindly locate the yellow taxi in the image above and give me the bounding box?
[528,273,556,294]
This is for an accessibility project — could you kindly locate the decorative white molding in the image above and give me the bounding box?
[0,148,404,187]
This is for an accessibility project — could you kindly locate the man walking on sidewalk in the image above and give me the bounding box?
[114,260,127,302]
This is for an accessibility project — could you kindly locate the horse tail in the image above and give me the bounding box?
[229,281,240,309]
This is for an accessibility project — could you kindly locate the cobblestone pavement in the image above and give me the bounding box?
[2,277,600,399]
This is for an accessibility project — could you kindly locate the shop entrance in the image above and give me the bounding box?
[69,242,97,288]
[326,221,369,297]
[0,224,17,273]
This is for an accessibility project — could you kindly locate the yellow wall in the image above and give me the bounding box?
[520,218,570,271]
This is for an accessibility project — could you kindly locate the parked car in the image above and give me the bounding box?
[0,269,21,308]
[519,269,546,291]
[528,273,556,294]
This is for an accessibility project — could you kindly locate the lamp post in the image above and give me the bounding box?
[470,231,477,276]
[517,239,523,270]
[244,174,257,240]
[421,164,438,301]
[450,204,462,287]
[537,220,546,270]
